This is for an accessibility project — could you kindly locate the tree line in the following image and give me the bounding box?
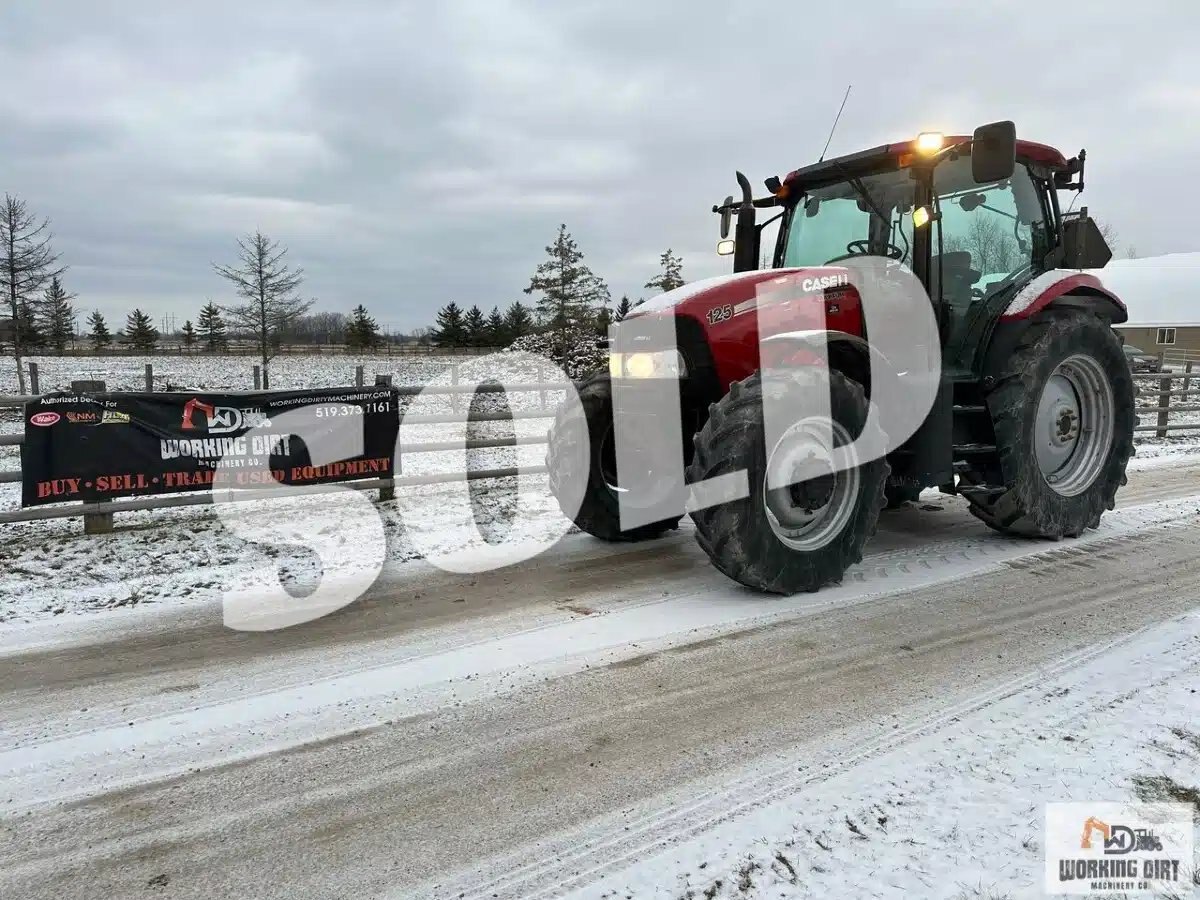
[0,194,395,390]
[430,224,686,350]
[2,193,689,394]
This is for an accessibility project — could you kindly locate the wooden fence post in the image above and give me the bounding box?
[253,365,262,390]
[450,364,460,415]
[144,364,154,392]
[1183,361,1194,399]
[84,501,114,535]
[355,365,365,388]
[1157,374,1172,438]
[374,372,397,501]
[1158,349,1167,372]
[536,362,546,409]
[28,362,39,395]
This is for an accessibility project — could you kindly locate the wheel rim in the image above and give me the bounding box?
[763,418,860,551]
[1034,353,1114,497]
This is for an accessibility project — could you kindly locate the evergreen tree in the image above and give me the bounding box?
[346,304,381,350]
[644,248,685,293]
[181,320,196,352]
[523,224,610,357]
[197,301,227,351]
[502,301,533,342]
[87,311,112,351]
[614,295,634,322]
[41,275,76,352]
[124,308,158,352]
[464,305,487,347]
[17,300,45,350]
[594,305,612,336]
[485,306,506,346]
[430,301,466,347]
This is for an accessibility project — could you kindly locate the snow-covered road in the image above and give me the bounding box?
[1,459,1199,898]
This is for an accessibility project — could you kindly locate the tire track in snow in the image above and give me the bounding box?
[2,495,1196,816]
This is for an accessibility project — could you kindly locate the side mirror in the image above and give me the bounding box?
[719,195,733,239]
[971,120,1016,184]
[1060,214,1113,269]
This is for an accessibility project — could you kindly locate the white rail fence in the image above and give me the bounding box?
[0,363,562,532]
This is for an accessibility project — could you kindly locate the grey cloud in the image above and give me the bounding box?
[0,0,1194,330]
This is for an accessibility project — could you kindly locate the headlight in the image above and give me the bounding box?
[609,349,687,379]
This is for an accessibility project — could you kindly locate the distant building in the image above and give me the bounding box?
[1092,254,1200,357]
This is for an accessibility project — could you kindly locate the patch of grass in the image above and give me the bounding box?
[1131,773,1200,818]
[1170,727,1200,754]
[952,883,1012,900]
[735,858,759,893]
[772,852,798,883]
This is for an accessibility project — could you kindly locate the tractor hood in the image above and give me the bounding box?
[628,267,853,323]
[625,267,864,390]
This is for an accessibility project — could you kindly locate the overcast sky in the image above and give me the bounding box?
[1,1,1195,332]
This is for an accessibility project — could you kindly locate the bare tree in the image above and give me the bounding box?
[944,215,1021,276]
[213,231,310,388]
[0,195,64,394]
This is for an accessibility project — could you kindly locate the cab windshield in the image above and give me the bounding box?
[783,168,916,268]
[781,154,1048,309]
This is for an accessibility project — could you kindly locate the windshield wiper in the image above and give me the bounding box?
[830,162,908,262]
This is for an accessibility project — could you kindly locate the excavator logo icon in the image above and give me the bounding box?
[181,398,270,434]
[1080,816,1163,854]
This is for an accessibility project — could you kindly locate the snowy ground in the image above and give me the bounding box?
[2,466,1199,899]
[587,611,1200,900]
[1,356,1199,900]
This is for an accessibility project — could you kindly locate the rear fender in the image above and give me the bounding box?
[985,272,1128,383]
[1000,270,1127,324]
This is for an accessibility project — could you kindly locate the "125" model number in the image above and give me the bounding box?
[706,304,734,325]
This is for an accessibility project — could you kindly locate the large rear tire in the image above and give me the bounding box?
[687,369,888,594]
[546,371,683,542]
[965,309,1134,537]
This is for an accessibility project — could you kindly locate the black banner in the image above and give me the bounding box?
[21,388,399,507]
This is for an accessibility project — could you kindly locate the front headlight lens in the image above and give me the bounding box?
[609,350,687,379]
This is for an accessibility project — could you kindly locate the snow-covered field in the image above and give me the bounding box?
[0,352,461,396]
[0,352,572,627]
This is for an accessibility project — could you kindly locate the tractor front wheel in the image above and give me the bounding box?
[965,309,1134,537]
[687,370,888,594]
[546,371,684,542]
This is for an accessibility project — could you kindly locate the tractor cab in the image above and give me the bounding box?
[713,123,1112,374]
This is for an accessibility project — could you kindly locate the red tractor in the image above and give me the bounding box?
[548,122,1134,593]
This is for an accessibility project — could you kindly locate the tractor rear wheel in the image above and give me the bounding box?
[965,309,1134,537]
[687,369,888,594]
[546,371,683,542]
